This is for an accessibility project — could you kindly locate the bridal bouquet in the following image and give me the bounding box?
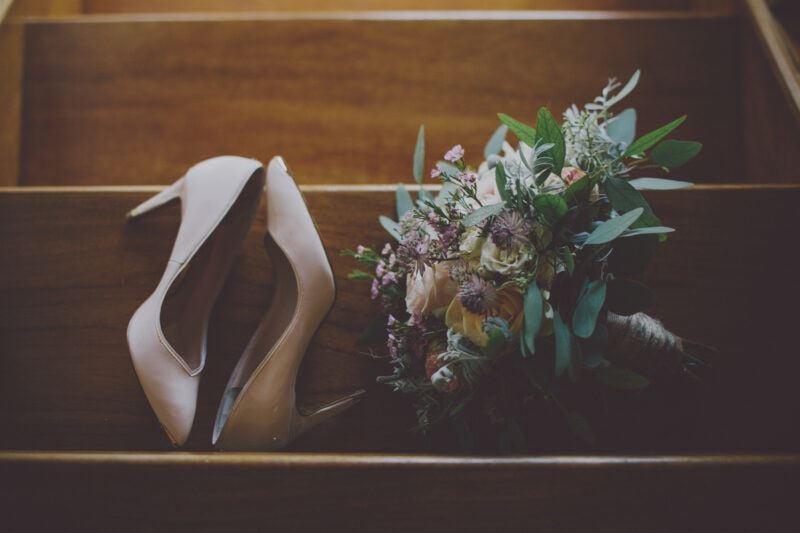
[347,71,708,451]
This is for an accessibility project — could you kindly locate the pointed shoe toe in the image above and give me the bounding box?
[126,156,265,447]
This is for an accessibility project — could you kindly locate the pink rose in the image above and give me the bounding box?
[405,261,458,318]
[561,166,586,185]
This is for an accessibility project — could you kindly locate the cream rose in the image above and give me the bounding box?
[458,225,484,261]
[475,167,503,205]
[405,261,458,318]
[479,240,533,276]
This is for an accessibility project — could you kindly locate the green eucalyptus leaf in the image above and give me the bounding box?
[554,311,579,380]
[462,202,505,227]
[533,193,568,222]
[604,176,661,228]
[560,248,576,275]
[596,367,650,391]
[495,162,511,202]
[484,124,508,159]
[396,184,414,219]
[379,215,402,241]
[624,115,686,157]
[356,313,389,347]
[436,161,459,178]
[413,125,425,183]
[606,279,655,316]
[583,208,643,246]
[498,113,537,147]
[629,177,693,190]
[580,323,609,368]
[523,284,543,355]
[572,280,607,339]
[535,107,566,176]
[605,69,640,109]
[564,174,593,205]
[622,226,675,237]
[607,108,637,146]
[651,140,702,169]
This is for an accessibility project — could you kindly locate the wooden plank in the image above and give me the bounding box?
[18,14,742,186]
[743,0,800,127]
[0,19,22,185]
[1,184,799,452]
[7,0,81,17]
[0,452,798,532]
[81,0,737,13]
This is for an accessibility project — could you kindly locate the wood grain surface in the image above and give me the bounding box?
[17,13,742,186]
[0,20,22,186]
[80,0,738,13]
[1,184,799,453]
[1,452,798,533]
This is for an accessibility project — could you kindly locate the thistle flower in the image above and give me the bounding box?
[444,144,465,162]
[458,275,499,315]
[489,210,531,250]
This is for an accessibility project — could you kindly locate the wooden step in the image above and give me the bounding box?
[8,13,746,186]
[7,0,739,17]
[1,184,799,452]
[1,452,798,532]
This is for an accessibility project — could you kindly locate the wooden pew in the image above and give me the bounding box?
[12,13,743,186]
[1,184,799,453]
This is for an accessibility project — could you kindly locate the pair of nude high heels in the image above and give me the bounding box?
[126,156,363,450]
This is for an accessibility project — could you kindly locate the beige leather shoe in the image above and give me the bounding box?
[212,156,364,451]
[127,156,264,446]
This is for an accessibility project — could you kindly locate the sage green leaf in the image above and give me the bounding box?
[533,193,568,222]
[523,284,543,355]
[436,161,459,178]
[554,311,579,379]
[396,184,414,219]
[629,177,693,190]
[347,269,373,280]
[379,215,401,241]
[583,208,643,246]
[596,367,650,391]
[498,113,537,147]
[413,125,425,183]
[535,107,566,176]
[567,412,596,444]
[651,140,702,169]
[564,174,593,205]
[607,108,637,146]
[495,162,511,202]
[605,69,640,109]
[604,176,661,228]
[606,279,654,316]
[462,202,505,227]
[484,124,508,159]
[580,323,609,368]
[622,226,675,237]
[560,248,575,275]
[624,115,686,157]
[356,313,389,347]
[572,280,607,339]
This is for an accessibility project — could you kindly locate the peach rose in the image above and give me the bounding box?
[445,283,524,347]
[405,261,458,318]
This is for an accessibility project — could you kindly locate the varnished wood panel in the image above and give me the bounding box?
[1,453,798,533]
[19,14,741,186]
[0,20,22,186]
[82,0,738,13]
[7,0,81,17]
[1,184,799,452]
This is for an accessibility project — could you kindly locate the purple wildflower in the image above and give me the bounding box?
[458,275,500,315]
[444,145,465,163]
[370,279,379,300]
[430,168,442,179]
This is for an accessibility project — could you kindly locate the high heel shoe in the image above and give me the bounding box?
[212,156,364,451]
[127,156,264,446]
